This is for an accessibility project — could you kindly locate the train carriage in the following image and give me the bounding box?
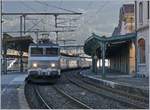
[26,40,91,83]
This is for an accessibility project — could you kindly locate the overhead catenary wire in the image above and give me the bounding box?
[60,0,94,28]
[57,1,93,41]
[21,1,81,35]
[18,1,44,34]
[3,2,81,43]
[26,19,43,32]
[18,1,55,34]
[26,18,55,32]
[21,1,38,12]
[59,0,63,10]
[67,1,109,44]
[21,1,82,30]
[78,1,109,34]
[5,1,108,37]
[62,1,94,33]
[35,0,79,13]
[34,0,83,43]
[20,1,108,33]
[95,1,108,14]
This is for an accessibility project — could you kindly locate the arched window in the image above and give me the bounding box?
[139,2,143,24]
[138,38,145,63]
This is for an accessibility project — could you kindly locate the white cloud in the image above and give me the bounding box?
[77,8,87,13]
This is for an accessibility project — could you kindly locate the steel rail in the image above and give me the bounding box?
[77,72,148,102]
[34,86,52,109]
[65,73,148,109]
[81,76,148,102]
[53,85,91,109]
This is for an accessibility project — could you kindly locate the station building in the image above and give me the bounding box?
[113,4,135,35]
[84,32,136,78]
[2,33,33,73]
[135,1,149,77]
[84,2,149,78]
[111,4,136,76]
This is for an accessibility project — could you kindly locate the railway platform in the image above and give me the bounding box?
[79,69,149,95]
[1,72,29,109]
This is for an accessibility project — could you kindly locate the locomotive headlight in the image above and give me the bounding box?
[33,63,38,67]
[51,63,56,67]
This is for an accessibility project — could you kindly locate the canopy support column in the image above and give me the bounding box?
[2,38,7,74]
[92,55,94,72]
[94,55,97,73]
[101,42,106,78]
[3,44,7,74]
[19,48,23,72]
[92,55,97,73]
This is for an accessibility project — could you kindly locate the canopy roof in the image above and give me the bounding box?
[84,32,136,56]
[3,33,33,52]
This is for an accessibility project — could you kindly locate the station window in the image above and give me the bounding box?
[138,38,145,63]
[139,2,143,24]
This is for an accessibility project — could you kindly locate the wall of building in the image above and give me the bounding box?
[135,1,149,77]
[136,1,149,29]
[137,29,149,77]
[110,55,129,74]
[120,13,135,35]
[111,4,136,76]
[116,4,135,35]
[109,42,136,75]
[109,44,129,74]
[129,42,136,76]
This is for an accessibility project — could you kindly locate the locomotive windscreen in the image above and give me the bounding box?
[31,48,43,56]
[46,48,58,56]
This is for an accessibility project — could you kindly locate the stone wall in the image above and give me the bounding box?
[137,27,149,77]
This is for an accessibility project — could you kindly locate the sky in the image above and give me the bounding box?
[2,0,134,45]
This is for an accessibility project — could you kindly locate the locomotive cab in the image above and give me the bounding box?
[27,42,60,83]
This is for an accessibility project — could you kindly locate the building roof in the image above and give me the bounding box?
[3,33,33,52]
[30,42,59,47]
[84,32,136,56]
[113,4,134,36]
[112,27,119,36]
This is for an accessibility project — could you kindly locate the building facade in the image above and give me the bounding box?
[135,1,149,77]
[112,4,135,36]
[111,4,136,75]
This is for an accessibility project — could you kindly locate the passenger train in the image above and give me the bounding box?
[26,41,91,83]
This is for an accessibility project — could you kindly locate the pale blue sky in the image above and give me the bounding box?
[2,0,134,44]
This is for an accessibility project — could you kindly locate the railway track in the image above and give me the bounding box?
[35,85,91,109]
[33,85,52,109]
[24,70,148,109]
[24,83,53,109]
[64,72,149,109]
[53,85,91,109]
[25,82,91,109]
[80,75,149,102]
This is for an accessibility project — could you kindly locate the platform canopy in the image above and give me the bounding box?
[84,32,136,56]
[3,33,33,52]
